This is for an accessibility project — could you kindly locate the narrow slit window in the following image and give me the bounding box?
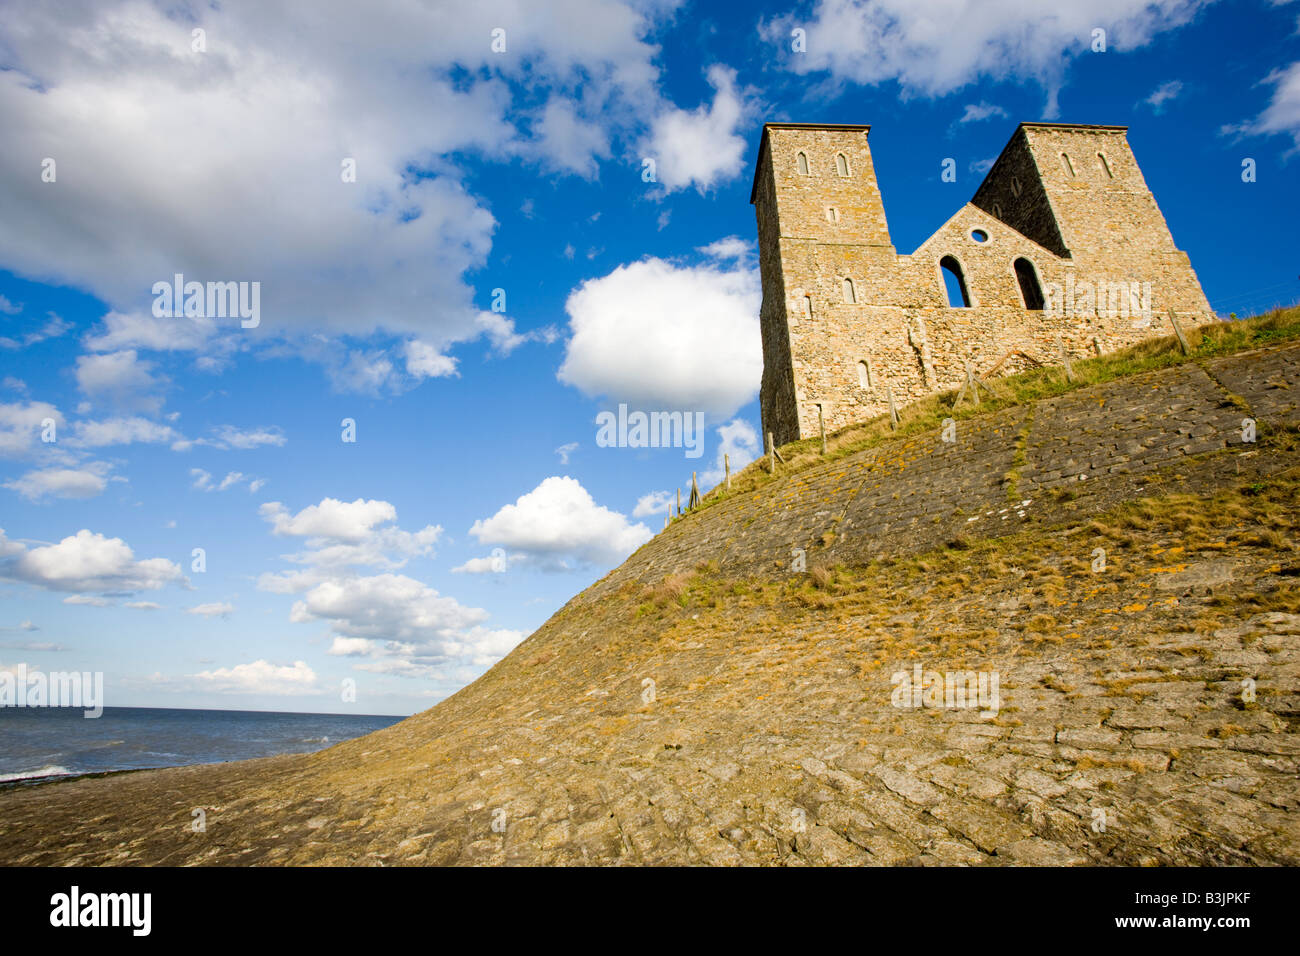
[842,277,857,304]
[857,360,872,388]
[1014,257,1045,311]
[992,202,1003,219]
[835,153,850,177]
[825,206,839,223]
[1098,151,1113,178]
[939,256,971,308]
[796,151,809,175]
[1010,176,1022,197]
[1061,152,1075,176]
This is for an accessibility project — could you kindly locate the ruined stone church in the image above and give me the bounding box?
[751,122,1215,446]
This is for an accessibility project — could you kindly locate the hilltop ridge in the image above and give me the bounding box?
[1,310,1298,866]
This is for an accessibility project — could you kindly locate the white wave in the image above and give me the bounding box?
[0,764,73,783]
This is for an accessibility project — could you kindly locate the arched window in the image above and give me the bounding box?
[1014,258,1045,311]
[796,151,809,175]
[1061,152,1075,176]
[1097,152,1114,178]
[939,256,970,308]
[857,360,872,388]
[842,277,857,304]
[992,202,1003,219]
[798,294,812,325]
[1010,176,1022,197]
[835,153,850,177]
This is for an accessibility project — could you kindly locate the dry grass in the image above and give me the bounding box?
[643,573,691,608]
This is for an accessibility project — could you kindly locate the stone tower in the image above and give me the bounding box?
[751,122,1214,448]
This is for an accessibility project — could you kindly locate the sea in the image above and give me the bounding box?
[0,706,404,785]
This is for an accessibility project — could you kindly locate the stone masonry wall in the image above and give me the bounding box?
[754,122,1218,448]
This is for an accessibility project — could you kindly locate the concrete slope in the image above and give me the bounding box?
[1,343,1297,866]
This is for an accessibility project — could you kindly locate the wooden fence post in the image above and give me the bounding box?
[887,386,899,429]
[954,361,980,410]
[1057,337,1075,382]
[1169,309,1192,355]
[766,431,775,474]
[724,453,731,490]
[817,404,827,455]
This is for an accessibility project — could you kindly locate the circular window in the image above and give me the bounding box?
[971,229,989,243]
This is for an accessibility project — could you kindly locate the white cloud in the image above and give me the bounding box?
[82,310,223,354]
[404,340,459,380]
[327,636,374,656]
[956,101,1009,125]
[761,0,1211,115]
[173,424,286,452]
[644,65,754,193]
[191,469,265,494]
[558,251,761,418]
[74,350,165,413]
[216,472,247,492]
[554,442,578,464]
[530,98,612,178]
[1223,60,1300,152]
[290,574,484,637]
[699,235,753,260]
[0,312,71,349]
[0,528,184,595]
[1143,79,1184,112]
[71,416,177,448]
[474,311,532,356]
[701,419,760,488]
[0,0,695,363]
[209,425,285,450]
[258,497,441,572]
[4,463,113,500]
[633,489,674,517]
[262,497,396,541]
[0,402,64,458]
[0,295,21,315]
[468,475,652,568]
[451,552,514,574]
[257,506,519,676]
[283,573,524,674]
[63,594,115,607]
[191,659,319,695]
[325,349,397,395]
[188,601,234,618]
[125,601,160,610]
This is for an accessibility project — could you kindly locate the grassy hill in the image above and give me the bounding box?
[1,308,1298,866]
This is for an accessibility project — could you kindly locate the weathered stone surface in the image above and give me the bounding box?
[1,342,1297,867]
[753,122,1215,446]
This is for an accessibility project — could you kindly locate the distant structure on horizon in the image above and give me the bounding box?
[750,121,1215,447]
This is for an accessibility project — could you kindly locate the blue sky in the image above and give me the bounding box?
[1,0,1298,715]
